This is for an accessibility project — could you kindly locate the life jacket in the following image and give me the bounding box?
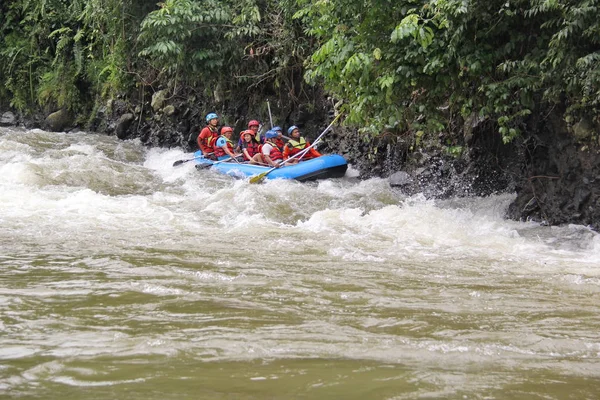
[213,135,234,158]
[255,131,266,144]
[198,126,218,153]
[243,140,261,160]
[286,137,307,155]
[259,140,283,161]
[286,137,314,159]
[274,137,285,151]
[207,133,219,148]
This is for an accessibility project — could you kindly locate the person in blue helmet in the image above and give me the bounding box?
[271,126,286,151]
[197,112,219,159]
[259,130,285,168]
[283,125,321,163]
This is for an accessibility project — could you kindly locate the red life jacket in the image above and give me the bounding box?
[259,141,283,161]
[213,136,234,158]
[243,140,260,160]
[274,137,285,151]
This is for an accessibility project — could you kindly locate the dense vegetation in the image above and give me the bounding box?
[1,0,598,144]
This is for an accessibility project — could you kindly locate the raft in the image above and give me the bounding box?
[192,150,348,182]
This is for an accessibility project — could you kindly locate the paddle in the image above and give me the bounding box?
[267,100,273,128]
[249,113,342,184]
[172,153,213,167]
[196,156,233,169]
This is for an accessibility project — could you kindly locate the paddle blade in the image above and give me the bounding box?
[249,172,267,184]
[172,159,186,167]
[196,162,213,169]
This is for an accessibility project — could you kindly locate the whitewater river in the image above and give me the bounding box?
[1,127,599,399]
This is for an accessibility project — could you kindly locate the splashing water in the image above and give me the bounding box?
[1,127,599,399]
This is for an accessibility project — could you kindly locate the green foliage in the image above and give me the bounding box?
[137,0,313,107]
[298,0,600,144]
[1,0,597,149]
[0,0,138,113]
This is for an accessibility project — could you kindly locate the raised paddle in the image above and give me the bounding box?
[249,113,342,184]
[172,153,213,167]
[267,100,273,128]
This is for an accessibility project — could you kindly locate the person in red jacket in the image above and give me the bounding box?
[197,112,219,159]
[236,119,261,152]
[240,130,262,163]
[283,125,322,164]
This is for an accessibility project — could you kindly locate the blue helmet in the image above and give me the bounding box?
[205,113,218,123]
[272,126,282,132]
[265,130,278,139]
[287,125,299,135]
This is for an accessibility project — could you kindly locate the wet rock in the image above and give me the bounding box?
[571,117,595,142]
[164,105,175,116]
[507,112,600,231]
[116,113,135,139]
[463,112,487,145]
[45,109,72,132]
[151,89,168,112]
[0,111,16,126]
[389,171,413,187]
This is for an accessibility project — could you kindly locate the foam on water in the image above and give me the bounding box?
[3,129,598,271]
[2,128,600,398]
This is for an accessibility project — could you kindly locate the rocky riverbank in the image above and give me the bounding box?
[2,95,598,232]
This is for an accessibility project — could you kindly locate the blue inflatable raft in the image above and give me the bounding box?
[192,150,348,182]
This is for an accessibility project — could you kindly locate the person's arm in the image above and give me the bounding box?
[263,154,279,167]
[197,131,203,150]
[222,143,238,159]
[306,141,322,157]
[235,137,243,153]
[242,149,252,161]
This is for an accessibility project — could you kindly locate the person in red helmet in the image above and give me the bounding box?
[236,119,262,152]
[213,126,241,161]
[197,112,220,159]
[248,119,264,143]
[240,129,262,163]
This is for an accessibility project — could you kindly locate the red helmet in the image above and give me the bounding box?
[248,120,260,128]
[242,129,255,136]
[221,126,233,134]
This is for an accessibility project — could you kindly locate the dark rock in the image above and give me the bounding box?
[0,111,16,126]
[116,113,135,139]
[45,109,72,132]
[506,112,600,231]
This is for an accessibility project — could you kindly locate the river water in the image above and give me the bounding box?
[1,127,599,399]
